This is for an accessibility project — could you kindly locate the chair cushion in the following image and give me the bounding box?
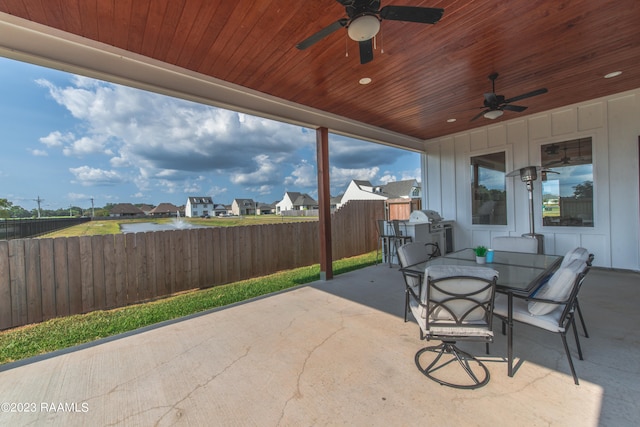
[411,265,498,322]
[491,236,538,253]
[560,247,589,269]
[527,259,583,316]
[494,293,565,333]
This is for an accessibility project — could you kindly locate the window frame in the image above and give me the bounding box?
[539,136,596,229]
[468,146,514,230]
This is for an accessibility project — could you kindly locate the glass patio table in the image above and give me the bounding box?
[401,248,563,377]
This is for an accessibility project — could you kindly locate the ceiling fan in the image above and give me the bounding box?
[550,147,572,165]
[471,73,548,121]
[295,0,444,64]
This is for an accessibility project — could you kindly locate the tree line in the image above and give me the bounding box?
[0,199,120,219]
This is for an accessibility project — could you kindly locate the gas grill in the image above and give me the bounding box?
[404,210,454,254]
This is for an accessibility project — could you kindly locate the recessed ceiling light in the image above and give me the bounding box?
[359,77,372,85]
[447,118,456,123]
[604,71,622,79]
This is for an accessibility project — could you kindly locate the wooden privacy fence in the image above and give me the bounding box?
[0,200,384,329]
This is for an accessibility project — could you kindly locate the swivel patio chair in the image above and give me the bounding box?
[493,258,588,385]
[409,265,498,389]
[397,242,441,322]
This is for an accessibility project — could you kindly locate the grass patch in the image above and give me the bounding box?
[0,251,378,365]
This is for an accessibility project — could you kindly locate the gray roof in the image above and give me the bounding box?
[382,179,419,198]
[150,203,180,214]
[284,191,302,201]
[110,203,143,215]
[353,180,373,187]
[293,193,317,206]
[188,196,213,204]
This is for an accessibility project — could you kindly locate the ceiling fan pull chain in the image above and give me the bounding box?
[345,35,349,57]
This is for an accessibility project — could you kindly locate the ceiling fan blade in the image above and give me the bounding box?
[379,6,444,24]
[502,104,528,112]
[504,87,548,104]
[359,39,374,64]
[296,19,348,50]
[471,109,490,121]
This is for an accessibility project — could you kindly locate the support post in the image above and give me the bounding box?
[316,127,333,280]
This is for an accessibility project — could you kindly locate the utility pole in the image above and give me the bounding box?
[90,197,95,217]
[33,195,44,218]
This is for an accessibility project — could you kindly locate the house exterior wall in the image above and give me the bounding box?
[341,181,387,204]
[275,194,295,213]
[422,88,640,271]
[232,199,255,216]
[185,198,214,217]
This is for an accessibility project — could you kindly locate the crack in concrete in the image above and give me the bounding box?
[276,316,346,425]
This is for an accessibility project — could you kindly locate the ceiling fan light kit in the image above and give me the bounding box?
[348,15,380,41]
[483,110,503,119]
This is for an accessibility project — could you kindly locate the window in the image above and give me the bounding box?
[471,152,506,225]
[541,138,593,227]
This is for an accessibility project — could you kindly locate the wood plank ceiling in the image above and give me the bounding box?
[1,0,639,146]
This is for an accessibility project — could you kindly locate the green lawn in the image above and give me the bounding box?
[0,251,378,365]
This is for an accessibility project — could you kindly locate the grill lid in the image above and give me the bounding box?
[409,210,443,223]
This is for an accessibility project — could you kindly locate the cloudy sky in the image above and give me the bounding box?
[0,58,420,210]
[0,57,420,211]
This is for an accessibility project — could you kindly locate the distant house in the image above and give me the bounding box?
[149,202,180,216]
[138,204,154,215]
[330,195,343,210]
[275,192,318,214]
[185,196,214,217]
[256,202,275,215]
[340,179,421,207]
[212,204,228,216]
[231,199,255,216]
[109,203,144,217]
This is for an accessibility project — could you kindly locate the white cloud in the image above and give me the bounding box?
[29,149,48,156]
[284,160,316,188]
[246,185,273,195]
[40,131,73,147]
[33,74,414,204]
[182,181,202,193]
[38,76,312,195]
[330,166,380,191]
[69,166,125,186]
[63,136,111,157]
[208,186,228,198]
[379,174,397,184]
[67,192,90,201]
[230,154,281,185]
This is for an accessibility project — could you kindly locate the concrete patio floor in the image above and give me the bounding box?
[0,264,638,426]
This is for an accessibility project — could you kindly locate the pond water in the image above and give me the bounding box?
[120,221,207,233]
